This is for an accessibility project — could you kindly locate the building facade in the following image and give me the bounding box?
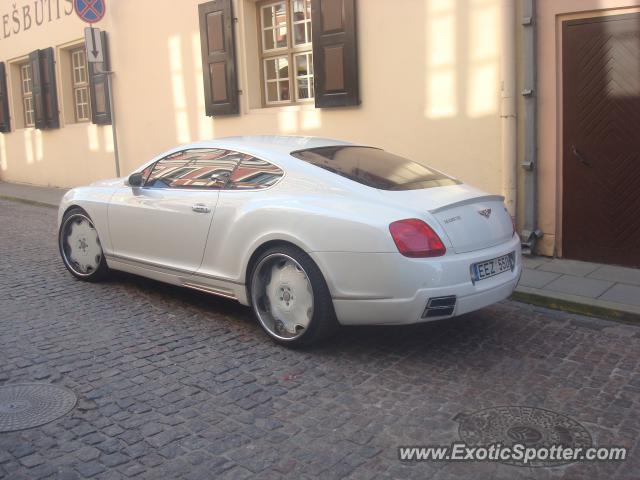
[0,0,639,265]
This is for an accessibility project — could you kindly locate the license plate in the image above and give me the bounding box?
[471,252,515,283]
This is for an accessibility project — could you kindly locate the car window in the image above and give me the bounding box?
[144,149,239,189]
[226,157,284,190]
[290,146,460,191]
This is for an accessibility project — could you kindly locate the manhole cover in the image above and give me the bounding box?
[454,406,592,467]
[0,384,77,432]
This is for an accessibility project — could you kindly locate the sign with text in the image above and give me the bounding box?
[1,0,75,40]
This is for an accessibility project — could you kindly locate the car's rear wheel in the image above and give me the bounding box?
[249,245,338,346]
[59,207,109,281]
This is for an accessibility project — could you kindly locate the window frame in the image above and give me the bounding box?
[257,0,314,107]
[139,148,285,192]
[70,47,91,123]
[19,63,34,128]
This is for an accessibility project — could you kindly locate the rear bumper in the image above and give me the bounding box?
[309,235,522,326]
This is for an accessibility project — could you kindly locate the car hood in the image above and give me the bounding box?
[89,178,124,188]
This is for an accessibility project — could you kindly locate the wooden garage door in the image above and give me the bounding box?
[562,13,640,267]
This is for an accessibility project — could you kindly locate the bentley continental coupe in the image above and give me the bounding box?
[58,136,522,345]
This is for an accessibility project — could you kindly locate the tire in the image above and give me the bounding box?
[58,207,110,282]
[249,244,339,346]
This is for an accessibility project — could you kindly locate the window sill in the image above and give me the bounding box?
[247,103,316,115]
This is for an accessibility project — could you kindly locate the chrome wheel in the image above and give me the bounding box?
[59,214,103,277]
[251,253,314,341]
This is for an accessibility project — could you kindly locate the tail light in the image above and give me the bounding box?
[389,219,446,258]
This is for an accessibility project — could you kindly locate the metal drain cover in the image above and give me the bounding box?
[0,383,77,432]
[454,406,592,467]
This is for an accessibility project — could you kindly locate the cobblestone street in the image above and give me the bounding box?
[0,199,639,479]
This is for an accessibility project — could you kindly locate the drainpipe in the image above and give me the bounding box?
[500,0,517,218]
[520,0,543,254]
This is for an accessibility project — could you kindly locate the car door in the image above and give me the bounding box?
[197,155,285,280]
[108,148,239,273]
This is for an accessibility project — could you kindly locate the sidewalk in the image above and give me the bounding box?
[1,180,638,323]
[515,256,640,322]
[0,180,67,207]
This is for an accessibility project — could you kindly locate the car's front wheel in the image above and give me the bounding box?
[249,245,338,346]
[59,207,109,281]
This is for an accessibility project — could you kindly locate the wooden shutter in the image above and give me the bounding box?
[89,31,112,125]
[0,63,10,133]
[198,0,239,116]
[29,50,46,129]
[30,48,60,130]
[311,0,360,107]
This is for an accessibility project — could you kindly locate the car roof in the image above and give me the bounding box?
[185,135,357,156]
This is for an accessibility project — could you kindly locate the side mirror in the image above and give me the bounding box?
[128,172,143,187]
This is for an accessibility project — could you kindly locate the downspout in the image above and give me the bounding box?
[500,0,517,218]
[520,0,543,254]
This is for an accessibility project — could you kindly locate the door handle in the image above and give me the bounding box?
[571,145,591,167]
[192,204,211,214]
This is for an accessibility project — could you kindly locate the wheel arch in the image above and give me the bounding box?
[243,238,334,302]
[58,197,113,255]
[245,239,304,287]
[61,203,86,216]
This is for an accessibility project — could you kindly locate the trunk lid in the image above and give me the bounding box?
[376,184,514,254]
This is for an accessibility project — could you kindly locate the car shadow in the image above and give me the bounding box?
[103,270,509,359]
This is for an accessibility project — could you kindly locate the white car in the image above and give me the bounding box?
[58,136,522,346]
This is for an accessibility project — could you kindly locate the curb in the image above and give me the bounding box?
[0,195,59,209]
[512,290,640,326]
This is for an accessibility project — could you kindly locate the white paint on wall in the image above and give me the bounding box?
[467,0,499,118]
[169,34,191,144]
[425,0,457,119]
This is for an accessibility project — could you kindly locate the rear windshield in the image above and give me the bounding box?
[290,146,460,191]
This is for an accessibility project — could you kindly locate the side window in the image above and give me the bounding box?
[144,149,239,189]
[227,156,284,189]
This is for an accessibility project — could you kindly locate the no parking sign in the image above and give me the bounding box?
[74,0,106,24]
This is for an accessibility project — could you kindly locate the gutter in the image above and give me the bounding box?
[520,0,543,254]
[500,0,517,218]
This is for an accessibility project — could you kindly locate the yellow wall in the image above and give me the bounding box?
[1,0,505,193]
[0,0,117,186]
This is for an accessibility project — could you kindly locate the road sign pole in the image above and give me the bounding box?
[75,0,116,174]
[105,71,120,177]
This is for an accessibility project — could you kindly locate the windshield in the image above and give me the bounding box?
[290,146,460,191]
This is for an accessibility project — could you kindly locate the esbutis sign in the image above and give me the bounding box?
[1,0,75,40]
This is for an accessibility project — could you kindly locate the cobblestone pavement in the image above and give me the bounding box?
[0,198,639,479]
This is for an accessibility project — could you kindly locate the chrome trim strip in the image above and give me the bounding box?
[105,254,244,285]
[331,295,394,300]
[182,282,237,300]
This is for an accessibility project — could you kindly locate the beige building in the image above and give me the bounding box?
[0,0,639,266]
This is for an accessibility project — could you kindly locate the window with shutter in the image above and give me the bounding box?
[88,31,112,125]
[257,0,314,106]
[71,48,91,122]
[198,0,239,116]
[311,0,359,107]
[29,48,60,129]
[0,63,11,133]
